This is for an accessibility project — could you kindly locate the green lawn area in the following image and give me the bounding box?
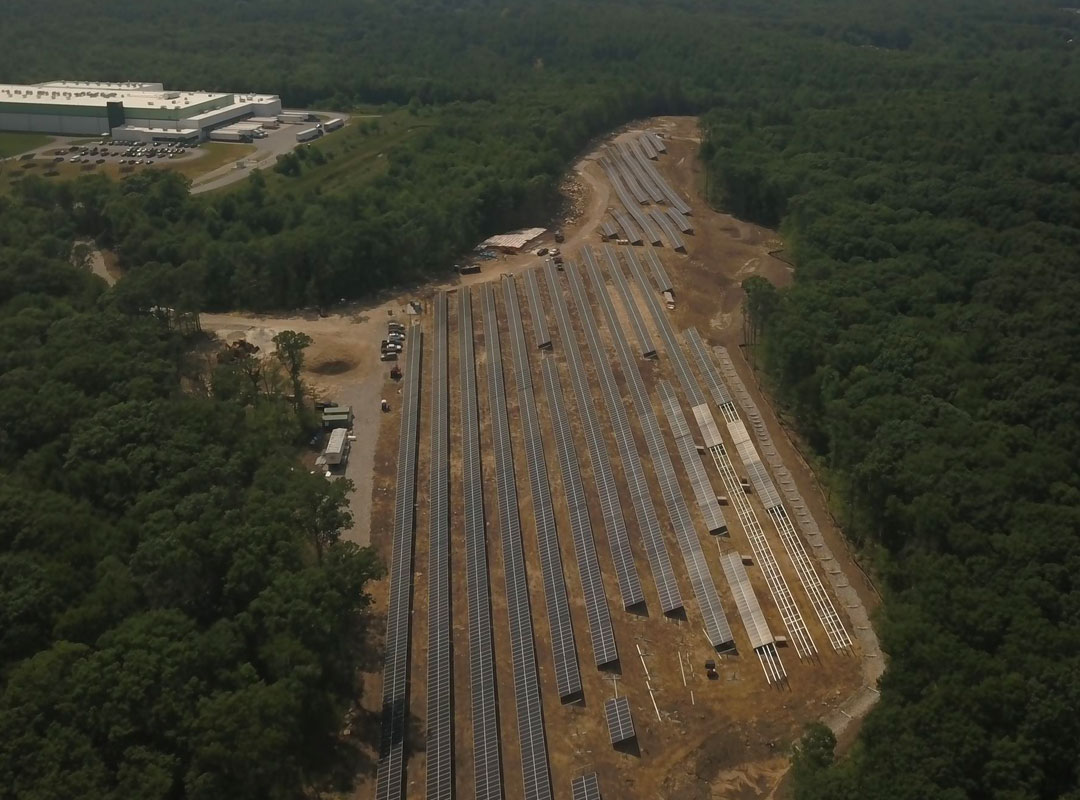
[0,132,52,158]
[263,112,428,195]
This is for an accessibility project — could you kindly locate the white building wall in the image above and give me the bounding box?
[0,112,108,135]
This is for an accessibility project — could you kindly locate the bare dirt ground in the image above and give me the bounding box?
[346,116,882,800]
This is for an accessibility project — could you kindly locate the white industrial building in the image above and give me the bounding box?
[0,80,282,142]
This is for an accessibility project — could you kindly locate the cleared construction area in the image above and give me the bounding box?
[368,121,875,800]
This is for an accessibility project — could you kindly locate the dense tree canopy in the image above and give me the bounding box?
[2,1,1079,798]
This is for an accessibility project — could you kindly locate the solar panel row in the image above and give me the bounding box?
[684,328,734,407]
[539,351,619,668]
[665,207,693,233]
[543,259,645,610]
[637,247,672,294]
[704,435,818,658]
[657,381,729,536]
[604,696,636,744]
[592,245,655,358]
[610,209,642,244]
[600,218,619,240]
[621,251,705,407]
[720,551,787,684]
[425,293,452,800]
[571,772,603,800]
[375,324,423,800]
[523,269,552,350]
[503,275,582,702]
[648,132,667,154]
[649,207,686,251]
[459,291,503,800]
[637,132,657,159]
[481,284,553,800]
[586,256,733,650]
[564,260,683,614]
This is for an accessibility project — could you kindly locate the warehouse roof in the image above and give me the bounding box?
[0,82,227,109]
[480,227,546,251]
[0,81,278,112]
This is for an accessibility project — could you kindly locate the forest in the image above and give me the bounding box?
[1,1,1079,798]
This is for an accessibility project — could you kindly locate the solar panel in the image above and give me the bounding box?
[582,255,733,650]
[375,324,423,800]
[595,245,656,358]
[523,269,552,350]
[648,132,666,154]
[604,696,636,745]
[540,353,619,667]
[503,275,582,702]
[543,259,645,610]
[571,772,603,800]
[564,260,683,614]
[658,382,729,536]
[425,292,452,800]
[458,290,503,800]
[481,283,553,800]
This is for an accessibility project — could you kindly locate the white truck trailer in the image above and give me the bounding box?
[323,427,349,466]
[296,127,322,142]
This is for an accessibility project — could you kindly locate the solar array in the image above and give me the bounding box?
[539,350,619,668]
[610,209,642,245]
[599,157,661,245]
[648,132,666,154]
[543,259,645,610]
[627,137,692,215]
[523,268,552,350]
[375,324,423,800]
[594,246,655,358]
[564,260,683,614]
[481,284,553,800]
[657,380,729,535]
[604,696,636,745]
[680,334,819,658]
[571,772,603,800]
[615,143,665,204]
[503,275,582,702]
[600,218,619,240]
[586,255,733,650]
[458,291,503,799]
[650,207,686,251]
[637,132,657,159]
[425,293,453,800]
[711,346,853,652]
[720,551,787,685]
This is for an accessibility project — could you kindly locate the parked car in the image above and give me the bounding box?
[380,352,398,361]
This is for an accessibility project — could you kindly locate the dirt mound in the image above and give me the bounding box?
[310,357,355,375]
